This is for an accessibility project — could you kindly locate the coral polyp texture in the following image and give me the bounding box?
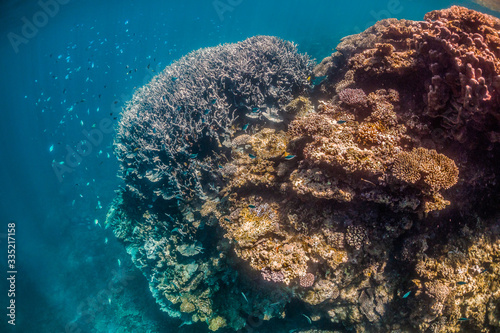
[107,8,500,333]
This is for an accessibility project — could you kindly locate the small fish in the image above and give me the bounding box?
[311,75,326,86]
[218,165,223,169]
[248,153,256,159]
[189,153,198,159]
[457,281,468,285]
[251,107,260,113]
[458,318,469,321]
[171,77,178,82]
[242,123,249,130]
[337,120,347,124]
[248,205,256,209]
[241,292,249,303]
[481,269,487,274]
[211,98,217,104]
[49,144,54,152]
[224,218,231,222]
[284,154,296,160]
[204,109,210,115]
[133,148,140,152]
[301,313,312,324]
[117,259,121,267]
[402,291,411,299]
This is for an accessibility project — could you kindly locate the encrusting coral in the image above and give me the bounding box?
[106,7,500,333]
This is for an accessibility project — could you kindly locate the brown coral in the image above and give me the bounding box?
[392,148,459,191]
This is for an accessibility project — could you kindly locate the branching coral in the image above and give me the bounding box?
[392,147,459,191]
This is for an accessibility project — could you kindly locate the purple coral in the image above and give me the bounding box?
[261,268,285,283]
[299,273,315,288]
[338,88,368,106]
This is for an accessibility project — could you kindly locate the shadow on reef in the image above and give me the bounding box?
[106,7,500,333]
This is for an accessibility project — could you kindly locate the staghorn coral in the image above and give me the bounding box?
[107,7,500,333]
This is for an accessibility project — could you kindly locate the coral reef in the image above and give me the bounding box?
[107,35,312,331]
[107,7,500,333]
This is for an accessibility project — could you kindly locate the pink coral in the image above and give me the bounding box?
[338,88,368,106]
[299,273,315,288]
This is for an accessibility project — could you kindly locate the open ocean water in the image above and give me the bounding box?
[1,1,500,332]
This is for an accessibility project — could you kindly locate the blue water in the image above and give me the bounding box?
[0,0,498,332]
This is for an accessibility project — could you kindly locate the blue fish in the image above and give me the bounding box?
[211,98,217,104]
[284,155,296,160]
[248,205,256,209]
[311,75,326,86]
[204,109,210,115]
[171,77,178,82]
[402,291,411,299]
[218,165,223,169]
[248,153,256,159]
[337,120,347,124]
[189,153,198,159]
[458,318,469,321]
[457,281,468,285]
[242,123,249,130]
[251,107,260,113]
[224,218,231,222]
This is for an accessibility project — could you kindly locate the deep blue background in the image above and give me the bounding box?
[0,0,497,332]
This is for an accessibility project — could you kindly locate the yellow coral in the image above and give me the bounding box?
[208,316,227,331]
[284,96,313,117]
[180,300,196,313]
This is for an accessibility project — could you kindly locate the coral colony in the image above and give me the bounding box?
[106,7,500,332]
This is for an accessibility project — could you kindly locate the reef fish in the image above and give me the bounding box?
[458,318,469,321]
[336,120,347,124]
[211,98,217,104]
[242,123,249,130]
[402,291,411,299]
[171,77,178,82]
[284,154,296,160]
[248,153,256,159]
[248,205,256,209]
[457,281,468,285]
[189,153,198,159]
[251,107,260,113]
[307,75,326,86]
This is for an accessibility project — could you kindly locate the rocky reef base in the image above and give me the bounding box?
[106,7,500,333]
